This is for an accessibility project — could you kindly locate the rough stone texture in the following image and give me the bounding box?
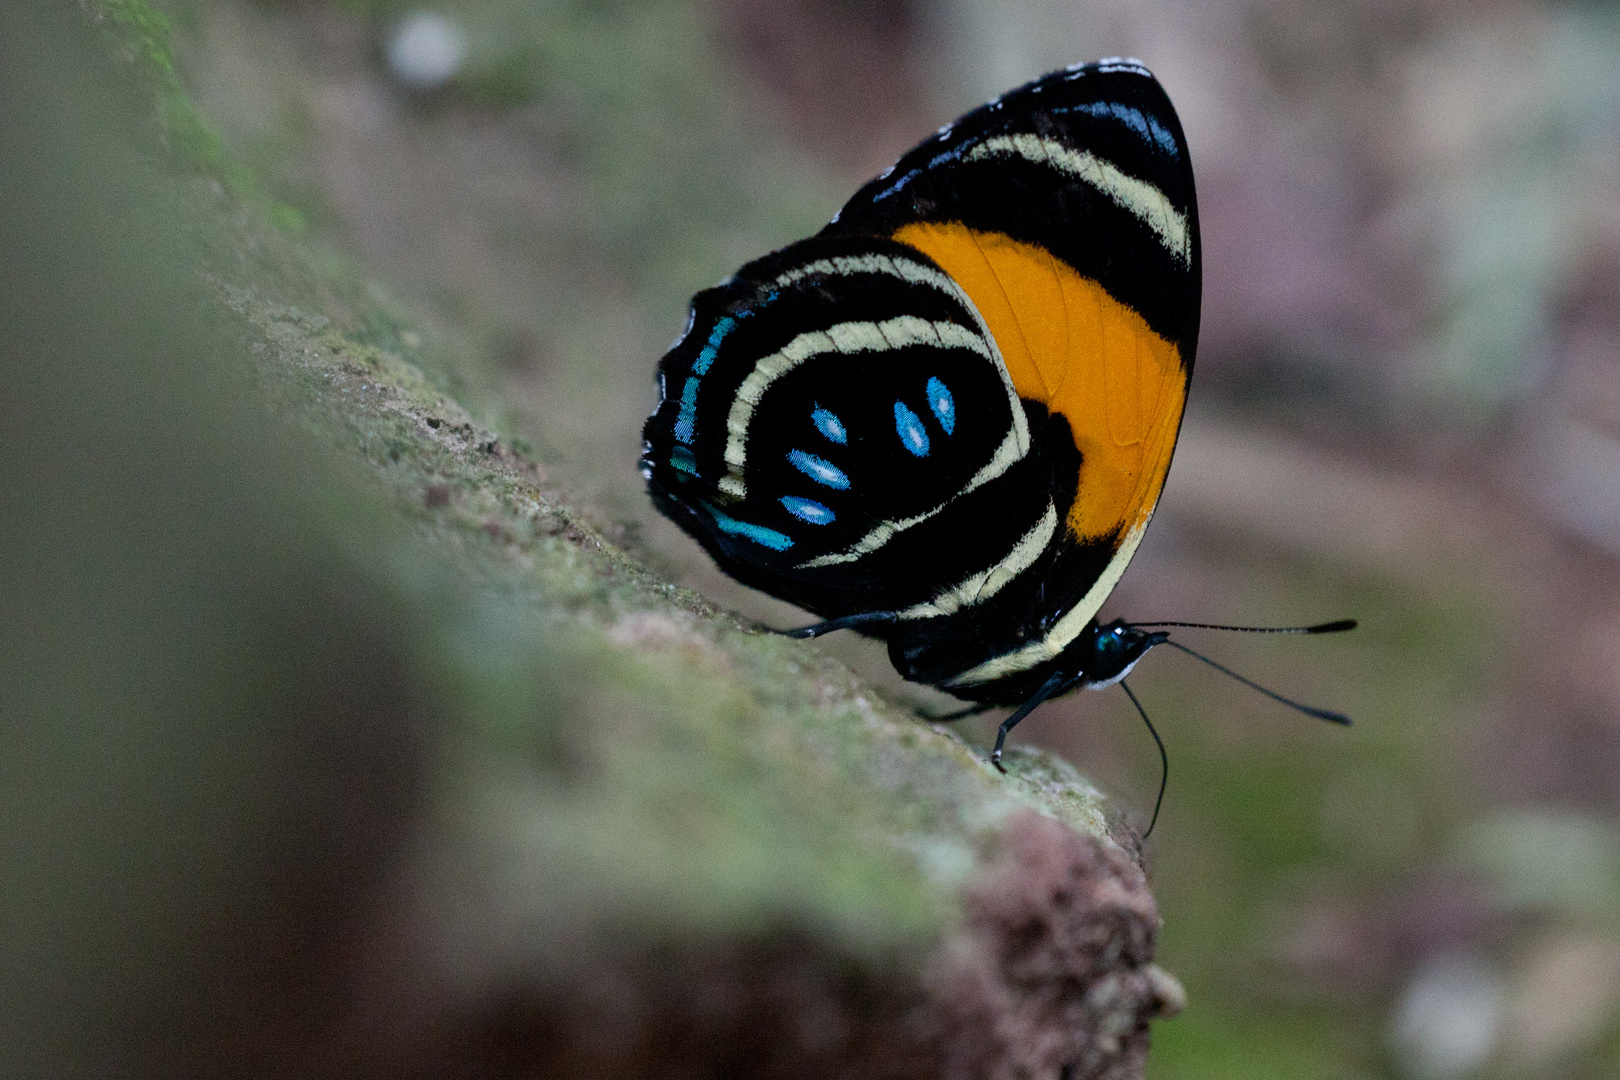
[306,815,1181,1080]
[935,813,1184,1080]
[1,7,1184,1079]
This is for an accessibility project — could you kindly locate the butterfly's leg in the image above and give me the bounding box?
[990,672,1068,772]
[774,611,897,639]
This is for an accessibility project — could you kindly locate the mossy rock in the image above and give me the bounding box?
[0,7,1182,1078]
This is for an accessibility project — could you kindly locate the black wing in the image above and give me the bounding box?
[642,233,1053,621]
[829,58,1200,361]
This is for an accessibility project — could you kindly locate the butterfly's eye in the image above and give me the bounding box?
[926,376,955,435]
[1096,626,1127,656]
[894,402,930,457]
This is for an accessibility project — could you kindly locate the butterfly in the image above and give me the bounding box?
[641,59,1350,816]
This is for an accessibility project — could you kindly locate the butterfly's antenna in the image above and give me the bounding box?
[1120,680,1168,838]
[1161,639,1351,725]
[1130,619,1357,635]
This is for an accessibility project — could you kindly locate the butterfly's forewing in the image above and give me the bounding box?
[644,60,1200,704]
[831,59,1199,361]
[828,60,1202,695]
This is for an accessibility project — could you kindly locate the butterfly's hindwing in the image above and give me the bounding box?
[644,234,1066,621]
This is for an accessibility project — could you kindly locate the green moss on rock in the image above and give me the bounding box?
[2,6,1184,1077]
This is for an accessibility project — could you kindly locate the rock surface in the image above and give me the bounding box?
[0,6,1182,1078]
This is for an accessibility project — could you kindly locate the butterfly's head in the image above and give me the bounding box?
[1081,619,1169,689]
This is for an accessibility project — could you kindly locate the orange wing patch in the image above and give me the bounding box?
[893,222,1187,549]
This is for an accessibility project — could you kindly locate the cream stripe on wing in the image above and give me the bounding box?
[942,512,1156,687]
[965,134,1190,266]
[770,254,959,299]
[767,253,1028,450]
[720,316,989,498]
[894,501,1056,619]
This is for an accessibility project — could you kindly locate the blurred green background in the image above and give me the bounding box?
[24,0,1620,1076]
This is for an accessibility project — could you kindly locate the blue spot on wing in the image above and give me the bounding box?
[781,496,835,525]
[926,377,955,435]
[874,167,922,202]
[671,293,782,447]
[692,316,735,376]
[811,405,847,445]
[787,450,849,490]
[894,402,930,457]
[673,376,701,444]
[674,316,735,446]
[1148,116,1178,155]
[670,443,698,476]
[705,504,793,551]
[1064,101,1179,157]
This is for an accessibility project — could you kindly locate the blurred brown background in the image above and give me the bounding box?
[159,0,1620,1076]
